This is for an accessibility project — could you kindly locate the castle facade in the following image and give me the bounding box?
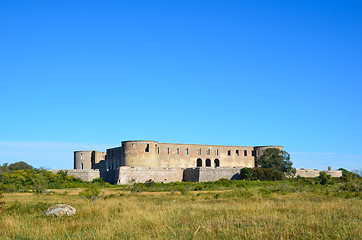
[71,140,282,184]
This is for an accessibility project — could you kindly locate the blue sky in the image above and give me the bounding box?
[0,0,361,171]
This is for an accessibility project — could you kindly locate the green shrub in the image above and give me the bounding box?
[318,172,331,185]
[79,185,101,201]
[339,168,359,182]
[240,168,285,181]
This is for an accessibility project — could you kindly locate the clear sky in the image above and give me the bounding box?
[0,0,361,171]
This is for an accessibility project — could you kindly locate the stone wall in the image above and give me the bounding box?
[183,167,242,182]
[50,169,101,181]
[295,169,342,178]
[105,141,282,170]
[115,167,184,185]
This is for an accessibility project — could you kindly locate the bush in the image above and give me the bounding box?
[318,172,331,185]
[79,185,101,201]
[339,168,359,182]
[240,168,285,181]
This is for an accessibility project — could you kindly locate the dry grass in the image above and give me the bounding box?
[0,189,361,239]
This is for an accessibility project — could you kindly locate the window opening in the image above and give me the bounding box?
[168,148,170,154]
[145,144,150,152]
[197,158,202,167]
[177,148,179,154]
[186,148,189,155]
[228,150,231,156]
[206,158,211,167]
[236,150,239,156]
[207,149,211,155]
[81,163,84,169]
[244,150,247,156]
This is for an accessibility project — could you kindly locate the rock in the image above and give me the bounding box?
[44,204,76,217]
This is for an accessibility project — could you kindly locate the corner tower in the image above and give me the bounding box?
[121,140,160,167]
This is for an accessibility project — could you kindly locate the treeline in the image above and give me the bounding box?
[0,162,109,192]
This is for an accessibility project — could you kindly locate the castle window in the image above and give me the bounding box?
[81,163,84,169]
[206,158,211,167]
[228,150,231,156]
[158,147,160,154]
[252,150,255,157]
[244,150,247,156]
[168,148,170,154]
[214,159,220,168]
[199,149,202,155]
[236,150,239,156]
[207,149,211,155]
[186,148,189,155]
[197,158,202,167]
[216,149,219,155]
[145,144,150,152]
[177,148,180,154]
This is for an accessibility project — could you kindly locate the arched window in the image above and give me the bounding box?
[214,159,220,168]
[197,158,202,167]
[81,163,84,169]
[206,158,211,167]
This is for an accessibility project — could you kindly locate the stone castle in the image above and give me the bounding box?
[67,140,282,184]
[51,140,341,183]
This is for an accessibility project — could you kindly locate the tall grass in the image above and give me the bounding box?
[0,185,360,239]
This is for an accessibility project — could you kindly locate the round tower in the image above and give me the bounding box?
[121,140,159,167]
[254,146,283,167]
[74,151,92,169]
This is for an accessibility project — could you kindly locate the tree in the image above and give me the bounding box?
[318,172,331,185]
[338,168,359,182]
[8,161,33,171]
[257,148,295,176]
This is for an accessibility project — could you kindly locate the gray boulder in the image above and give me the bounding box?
[44,204,76,217]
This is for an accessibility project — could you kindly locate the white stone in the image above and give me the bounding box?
[45,204,76,217]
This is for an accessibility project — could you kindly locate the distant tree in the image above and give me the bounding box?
[351,169,362,178]
[258,148,296,176]
[338,168,359,182]
[318,172,331,185]
[8,161,33,171]
[0,163,9,173]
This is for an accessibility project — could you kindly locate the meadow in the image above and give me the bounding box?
[0,179,361,240]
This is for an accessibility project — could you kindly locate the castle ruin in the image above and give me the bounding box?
[70,140,282,184]
[50,140,342,183]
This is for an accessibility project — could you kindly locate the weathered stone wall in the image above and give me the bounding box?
[322,170,342,177]
[50,169,101,181]
[106,141,281,170]
[183,167,242,182]
[295,169,342,178]
[115,167,184,185]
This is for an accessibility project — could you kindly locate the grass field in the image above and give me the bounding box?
[0,181,361,240]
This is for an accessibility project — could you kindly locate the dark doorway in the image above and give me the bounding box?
[214,159,220,168]
[206,158,211,167]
